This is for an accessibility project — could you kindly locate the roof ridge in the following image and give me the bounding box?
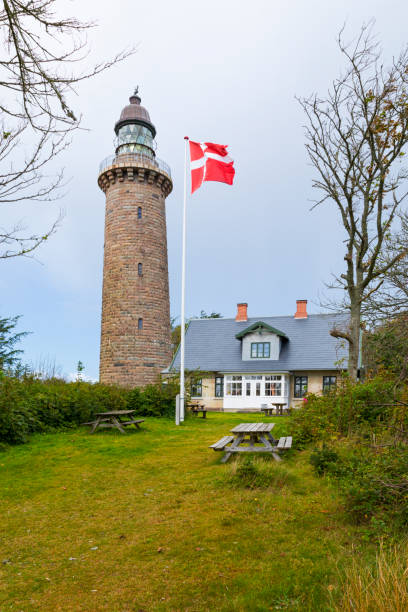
[189,312,346,321]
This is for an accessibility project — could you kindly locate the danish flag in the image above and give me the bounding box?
[188,140,235,193]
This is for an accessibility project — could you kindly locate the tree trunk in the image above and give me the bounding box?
[348,296,361,380]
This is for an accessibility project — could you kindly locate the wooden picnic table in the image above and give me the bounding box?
[261,402,288,416]
[187,404,207,418]
[83,410,144,434]
[209,423,293,463]
[212,423,278,463]
[272,402,288,415]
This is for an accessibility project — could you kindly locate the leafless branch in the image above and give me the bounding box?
[0,0,136,259]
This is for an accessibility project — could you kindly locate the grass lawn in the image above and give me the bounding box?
[0,413,371,611]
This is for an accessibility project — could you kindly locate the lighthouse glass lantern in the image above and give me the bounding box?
[116,124,156,157]
[114,88,156,159]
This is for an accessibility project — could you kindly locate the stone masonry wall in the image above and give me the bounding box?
[98,161,173,387]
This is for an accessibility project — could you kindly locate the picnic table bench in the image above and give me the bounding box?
[277,436,292,449]
[83,410,144,434]
[210,423,292,463]
[209,435,234,450]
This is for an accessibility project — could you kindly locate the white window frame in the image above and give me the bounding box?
[225,375,243,396]
[225,374,288,398]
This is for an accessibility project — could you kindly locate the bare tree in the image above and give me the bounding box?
[298,23,408,379]
[363,211,408,322]
[0,0,134,258]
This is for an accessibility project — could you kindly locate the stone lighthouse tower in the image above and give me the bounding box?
[98,89,173,387]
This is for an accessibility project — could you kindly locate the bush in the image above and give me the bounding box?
[290,374,396,447]
[227,456,296,490]
[127,380,177,417]
[339,447,408,528]
[0,374,32,444]
[309,445,340,476]
[0,372,178,445]
[290,374,408,533]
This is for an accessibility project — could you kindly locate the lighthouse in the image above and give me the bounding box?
[98,89,173,387]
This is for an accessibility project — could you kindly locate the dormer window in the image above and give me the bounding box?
[236,321,288,362]
[251,342,270,358]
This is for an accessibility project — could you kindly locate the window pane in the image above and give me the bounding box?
[250,342,271,358]
[191,379,202,397]
[323,376,336,394]
[271,383,281,396]
[294,376,308,398]
[215,376,223,397]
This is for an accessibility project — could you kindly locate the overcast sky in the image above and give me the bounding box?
[1,0,408,380]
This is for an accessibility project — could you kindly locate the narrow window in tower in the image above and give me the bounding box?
[137,206,142,219]
[138,262,143,276]
[138,318,143,330]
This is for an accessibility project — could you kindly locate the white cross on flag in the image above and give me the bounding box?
[189,141,235,193]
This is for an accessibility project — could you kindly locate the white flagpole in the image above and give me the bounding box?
[179,136,189,424]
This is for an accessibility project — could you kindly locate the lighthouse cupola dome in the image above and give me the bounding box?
[114,88,156,157]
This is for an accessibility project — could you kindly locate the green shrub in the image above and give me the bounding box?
[339,447,408,528]
[309,442,408,531]
[227,456,296,490]
[309,445,340,476]
[290,374,396,447]
[127,381,177,417]
[0,372,177,445]
[0,374,32,444]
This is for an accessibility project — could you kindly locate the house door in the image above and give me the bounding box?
[245,378,262,399]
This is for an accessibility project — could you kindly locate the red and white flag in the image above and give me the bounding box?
[189,141,235,193]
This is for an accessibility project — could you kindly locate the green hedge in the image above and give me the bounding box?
[290,374,396,446]
[296,373,408,533]
[0,372,178,445]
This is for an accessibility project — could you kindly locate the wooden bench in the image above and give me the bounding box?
[277,436,292,450]
[82,418,110,426]
[209,435,234,451]
[120,419,144,428]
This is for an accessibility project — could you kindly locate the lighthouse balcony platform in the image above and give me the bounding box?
[99,152,171,180]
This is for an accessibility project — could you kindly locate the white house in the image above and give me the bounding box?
[169,301,347,412]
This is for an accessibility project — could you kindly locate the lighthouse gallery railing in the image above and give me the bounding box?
[98,153,171,178]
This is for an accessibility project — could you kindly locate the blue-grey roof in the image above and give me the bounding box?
[170,314,348,373]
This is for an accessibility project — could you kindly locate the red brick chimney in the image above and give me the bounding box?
[294,299,308,319]
[236,303,248,322]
